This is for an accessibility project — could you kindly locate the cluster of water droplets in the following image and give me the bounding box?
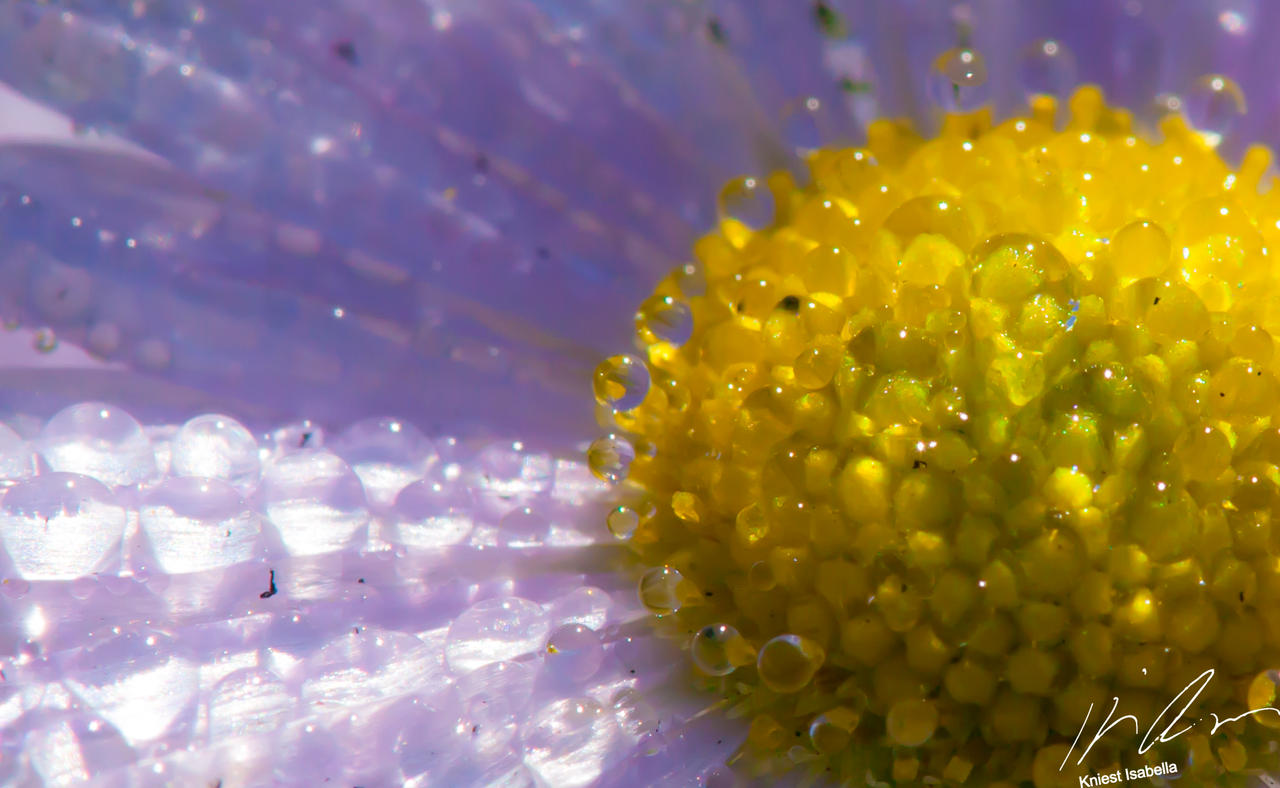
[0,401,740,786]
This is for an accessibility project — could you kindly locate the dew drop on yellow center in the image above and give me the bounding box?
[590,85,1280,786]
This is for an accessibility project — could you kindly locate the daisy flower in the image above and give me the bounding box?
[0,1,1278,787]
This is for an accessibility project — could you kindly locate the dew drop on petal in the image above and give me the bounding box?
[587,434,635,484]
[546,623,604,682]
[635,294,694,347]
[592,355,651,411]
[389,478,474,548]
[1185,74,1246,146]
[38,402,156,487]
[606,504,640,540]
[1017,38,1076,100]
[260,450,369,557]
[445,597,549,674]
[522,698,617,788]
[756,634,825,693]
[611,687,660,737]
[0,472,125,580]
[63,628,197,745]
[0,423,38,486]
[691,623,748,676]
[330,417,432,507]
[170,414,261,493]
[638,565,689,615]
[139,477,259,575]
[717,175,774,230]
[927,47,990,111]
[207,668,294,741]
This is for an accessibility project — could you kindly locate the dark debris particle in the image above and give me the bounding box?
[704,591,714,597]
[332,40,358,65]
[357,577,366,584]
[912,459,927,469]
[777,295,801,313]
[1241,591,1246,602]
[629,669,636,674]
[1153,297,1160,305]
[299,431,314,447]
[1221,392,1226,397]
[259,569,278,599]
[840,77,872,94]
[735,300,745,313]
[707,17,727,45]
[813,2,846,37]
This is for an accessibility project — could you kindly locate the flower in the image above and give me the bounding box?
[0,1,1274,786]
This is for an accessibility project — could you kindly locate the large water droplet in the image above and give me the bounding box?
[611,687,660,737]
[260,450,369,557]
[587,434,635,484]
[927,47,990,111]
[64,628,197,744]
[606,504,640,540]
[546,623,604,682]
[389,478,474,548]
[330,417,432,508]
[139,477,259,574]
[38,402,156,487]
[523,698,617,788]
[1185,74,1246,147]
[170,414,261,493]
[1017,39,1076,99]
[635,294,694,348]
[593,355,651,411]
[756,634,825,693]
[445,597,549,674]
[780,96,829,156]
[0,472,125,580]
[717,176,774,230]
[691,623,749,676]
[638,566,689,615]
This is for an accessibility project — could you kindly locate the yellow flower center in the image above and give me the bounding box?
[592,86,1280,785]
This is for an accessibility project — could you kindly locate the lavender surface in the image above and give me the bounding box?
[0,1,1274,785]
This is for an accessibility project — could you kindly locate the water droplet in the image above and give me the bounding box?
[639,566,690,615]
[0,473,125,580]
[32,327,57,353]
[0,423,37,485]
[330,417,432,508]
[302,627,437,708]
[691,623,749,676]
[171,414,261,493]
[610,687,660,736]
[670,262,707,298]
[260,450,369,557]
[456,660,537,756]
[809,707,860,754]
[635,294,694,347]
[523,698,617,788]
[38,402,156,487]
[208,668,293,740]
[1185,74,1246,147]
[499,505,548,547]
[606,504,640,540]
[549,586,612,630]
[780,96,828,156]
[756,634,825,693]
[1017,39,1076,99]
[390,478,474,548]
[64,628,197,744]
[587,434,635,483]
[139,477,259,575]
[927,48,990,111]
[717,176,774,230]
[445,597,549,674]
[546,623,604,682]
[593,355,651,411]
